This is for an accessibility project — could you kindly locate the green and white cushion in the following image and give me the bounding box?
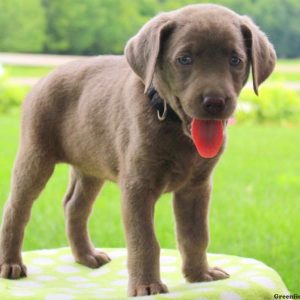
[0,248,288,300]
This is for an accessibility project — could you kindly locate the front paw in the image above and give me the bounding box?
[128,281,168,297]
[185,266,229,282]
[0,262,27,279]
[75,250,111,269]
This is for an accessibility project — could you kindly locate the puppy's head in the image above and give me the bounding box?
[125,4,276,123]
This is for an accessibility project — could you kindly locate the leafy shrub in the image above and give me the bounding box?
[236,84,300,124]
[0,76,28,114]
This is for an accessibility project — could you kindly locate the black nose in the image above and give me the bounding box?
[203,96,225,114]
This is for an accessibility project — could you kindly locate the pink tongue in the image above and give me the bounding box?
[191,119,223,158]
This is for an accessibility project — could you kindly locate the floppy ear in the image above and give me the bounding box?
[125,15,175,93]
[241,16,276,95]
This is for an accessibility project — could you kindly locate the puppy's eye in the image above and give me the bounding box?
[230,55,241,66]
[177,55,193,65]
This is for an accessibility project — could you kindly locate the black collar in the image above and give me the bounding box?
[147,86,181,122]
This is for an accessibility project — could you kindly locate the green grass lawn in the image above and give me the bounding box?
[0,114,299,293]
[4,65,54,78]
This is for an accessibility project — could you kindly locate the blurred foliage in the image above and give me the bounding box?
[0,0,299,57]
[0,0,45,52]
[0,75,28,114]
[42,0,153,54]
[237,85,300,124]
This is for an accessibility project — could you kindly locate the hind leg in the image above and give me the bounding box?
[0,148,55,278]
[63,168,110,268]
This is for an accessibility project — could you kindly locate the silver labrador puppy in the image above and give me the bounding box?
[0,4,275,297]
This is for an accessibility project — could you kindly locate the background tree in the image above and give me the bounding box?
[42,0,154,54]
[0,0,299,57]
[248,0,300,58]
[0,0,45,53]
